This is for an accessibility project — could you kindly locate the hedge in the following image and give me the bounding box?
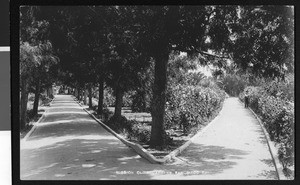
[105,115,151,144]
[239,85,294,171]
[165,84,226,134]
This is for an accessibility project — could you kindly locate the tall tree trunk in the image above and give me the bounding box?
[80,89,83,101]
[97,77,104,116]
[77,88,81,100]
[149,52,169,148]
[50,86,53,97]
[20,78,29,130]
[48,86,53,98]
[114,85,123,119]
[75,88,78,98]
[141,90,147,111]
[33,80,41,116]
[47,87,50,97]
[88,84,93,108]
[84,88,87,105]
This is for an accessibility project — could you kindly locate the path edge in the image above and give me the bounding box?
[73,97,165,164]
[22,96,56,141]
[238,98,286,180]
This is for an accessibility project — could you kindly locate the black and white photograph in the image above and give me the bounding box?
[16,4,294,181]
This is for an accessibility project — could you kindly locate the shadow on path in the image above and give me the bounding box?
[20,95,277,180]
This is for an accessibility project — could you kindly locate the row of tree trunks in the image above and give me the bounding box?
[32,79,41,116]
[74,88,78,98]
[20,78,29,130]
[98,78,104,116]
[76,88,81,100]
[72,80,116,121]
[88,84,93,108]
[20,78,52,129]
[75,82,105,117]
[84,89,87,105]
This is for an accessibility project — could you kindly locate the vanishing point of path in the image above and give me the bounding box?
[20,95,277,180]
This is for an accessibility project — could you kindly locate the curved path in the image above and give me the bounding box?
[20,95,277,180]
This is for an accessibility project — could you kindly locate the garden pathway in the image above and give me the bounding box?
[20,95,277,180]
[174,97,278,179]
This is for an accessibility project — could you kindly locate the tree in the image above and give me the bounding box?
[20,41,58,127]
[230,6,294,79]
[20,7,58,129]
[101,6,151,119]
[131,5,293,147]
[167,53,198,86]
[37,6,114,115]
[131,6,238,147]
[20,42,39,129]
[22,6,293,149]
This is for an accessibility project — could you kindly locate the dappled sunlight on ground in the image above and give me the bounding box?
[34,119,76,126]
[46,112,88,115]
[21,134,118,149]
[47,106,83,110]
[107,106,152,122]
[21,95,277,180]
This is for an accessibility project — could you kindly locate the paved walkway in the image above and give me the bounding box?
[174,97,277,179]
[21,95,277,180]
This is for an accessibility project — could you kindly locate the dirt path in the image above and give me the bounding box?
[20,95,277,180]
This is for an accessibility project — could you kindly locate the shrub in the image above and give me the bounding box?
[102,108,114,122]
[105,115,151,144]
[165,84,226,134]
[131,90,151,113]
[122,90,134,107]
[239,83,294,171]
[103,88,116,107]
[105,115,132,134]
[262,78,294,102]
[129,123,151,143]
[275,106,294,169]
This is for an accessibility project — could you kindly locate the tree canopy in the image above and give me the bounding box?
[19,5,294,147]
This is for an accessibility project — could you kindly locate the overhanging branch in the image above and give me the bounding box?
[196,49,230,59]
[171,45,230,59]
